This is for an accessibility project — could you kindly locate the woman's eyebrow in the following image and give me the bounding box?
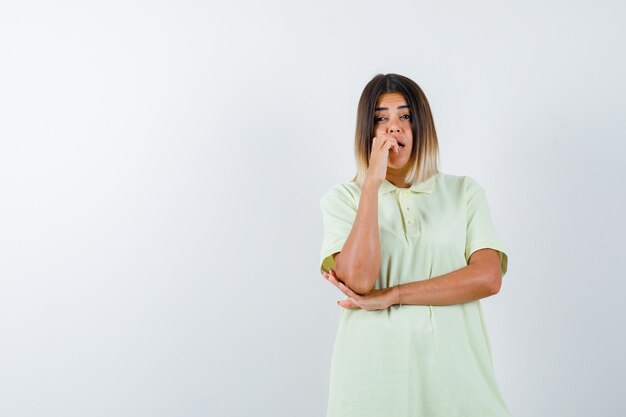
[374,104,411,111]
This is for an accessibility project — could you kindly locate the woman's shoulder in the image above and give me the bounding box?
[320,180,361,208]
[433,172,490,201]
[436,171,481,189]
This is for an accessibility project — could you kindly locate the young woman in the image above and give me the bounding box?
[319,73,512,417]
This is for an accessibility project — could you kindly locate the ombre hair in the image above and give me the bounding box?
[352,73,440,187]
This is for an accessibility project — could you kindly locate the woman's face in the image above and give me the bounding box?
[373,92,413,170]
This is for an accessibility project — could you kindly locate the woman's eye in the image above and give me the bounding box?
[374,115,411,123]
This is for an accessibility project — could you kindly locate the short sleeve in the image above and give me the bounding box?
[319,185,358,275]
[464,176,509,277]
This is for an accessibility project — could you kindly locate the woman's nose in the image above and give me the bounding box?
[387,117,402,133]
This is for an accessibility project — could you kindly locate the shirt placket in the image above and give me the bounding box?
[397,189,419,240]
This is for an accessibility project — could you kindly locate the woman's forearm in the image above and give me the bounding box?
[334,180,381,295]
[392,263,497,306]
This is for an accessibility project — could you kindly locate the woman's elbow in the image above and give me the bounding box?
[334,254,378,295]
[352,279,376,295]
[487,268,503,295]
[339,268,377,295]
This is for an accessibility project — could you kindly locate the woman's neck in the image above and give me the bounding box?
[386,166,410,189]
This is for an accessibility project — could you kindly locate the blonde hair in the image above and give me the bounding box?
[351,73,440,187]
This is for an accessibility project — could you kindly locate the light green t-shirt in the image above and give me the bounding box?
[318,172,511,417]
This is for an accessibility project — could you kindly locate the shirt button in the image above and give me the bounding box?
[408,219,413,224]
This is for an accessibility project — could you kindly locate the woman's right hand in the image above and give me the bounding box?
[365,134,400,187]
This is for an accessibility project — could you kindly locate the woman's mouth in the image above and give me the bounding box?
[394,136,406,148]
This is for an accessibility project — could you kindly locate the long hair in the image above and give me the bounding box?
[352,73,440,187]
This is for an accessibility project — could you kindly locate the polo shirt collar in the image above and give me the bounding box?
[378,173,438,195]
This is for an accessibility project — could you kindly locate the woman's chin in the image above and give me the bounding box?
[387,158,411,170]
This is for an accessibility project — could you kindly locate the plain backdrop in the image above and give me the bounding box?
[1,1,625,416]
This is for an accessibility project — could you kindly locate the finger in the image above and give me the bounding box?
[326,270,344,291]
[338,281,356,298]
[326,269,333,280]
[371,136,385,153]
[328,268,339,280]
[325,276,341,291]
[387,137,399,154]
[373,136,393,153]
[381,136,399,154]
[338,298,360,309]
[329,270,352,294]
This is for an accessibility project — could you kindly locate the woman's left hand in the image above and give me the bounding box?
[322,268,397,311]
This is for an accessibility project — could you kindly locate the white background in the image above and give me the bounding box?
[1,1,625,416]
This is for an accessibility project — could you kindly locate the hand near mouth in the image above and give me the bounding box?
[388,134,406,148]
[365,134,402,186]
